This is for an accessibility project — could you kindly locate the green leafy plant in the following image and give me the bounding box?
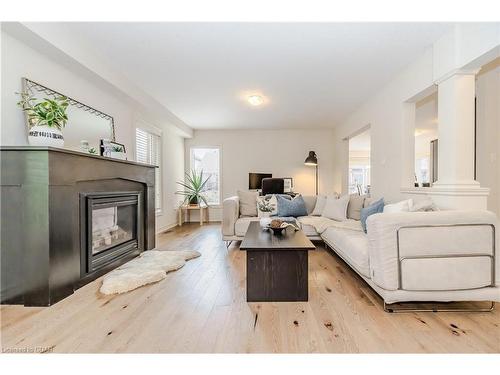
[88,147,97,154]
[112,145,124,152]
[175,169,210,206]
[17,92,69,130]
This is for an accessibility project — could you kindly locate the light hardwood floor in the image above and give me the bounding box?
[1,223,499,353]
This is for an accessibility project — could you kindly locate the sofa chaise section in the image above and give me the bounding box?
[361,210,499,306]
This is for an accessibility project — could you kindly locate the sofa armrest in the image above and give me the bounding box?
[222,196,240,237]
[366,210,499,291]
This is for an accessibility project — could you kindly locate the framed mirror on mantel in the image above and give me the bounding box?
[21,78,116,154]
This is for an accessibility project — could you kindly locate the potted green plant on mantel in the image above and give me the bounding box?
[17,92,69,147]
[175,169,210,206]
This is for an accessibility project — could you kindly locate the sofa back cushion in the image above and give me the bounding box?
[237,190,259,216]
[276,195,308,217]
[347,194,366,220]
[322,195,349,221]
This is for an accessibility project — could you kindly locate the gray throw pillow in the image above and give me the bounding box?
[237,190,259,217]
[276,195,308,217]
[347,194,365,220]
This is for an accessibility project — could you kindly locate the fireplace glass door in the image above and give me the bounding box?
[92,202,137,255]
[82,192,142,274]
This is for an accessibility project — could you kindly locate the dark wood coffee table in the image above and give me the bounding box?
[240,222,316,302]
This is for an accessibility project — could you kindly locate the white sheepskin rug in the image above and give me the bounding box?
[100,250,201,295]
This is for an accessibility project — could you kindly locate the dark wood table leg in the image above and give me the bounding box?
[246,249,308,302]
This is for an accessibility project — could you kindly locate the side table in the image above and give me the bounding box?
[178,204,208,226]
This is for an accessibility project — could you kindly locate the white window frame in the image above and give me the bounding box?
[189,146,222,207]
[135,123,163,215]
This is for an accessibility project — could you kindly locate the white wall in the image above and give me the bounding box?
[184,129,336,221]
[332,24,500,211]
[1,30,185,233]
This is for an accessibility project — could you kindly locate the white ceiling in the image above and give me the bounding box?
[64,22,453,130]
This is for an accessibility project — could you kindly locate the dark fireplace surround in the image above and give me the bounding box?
[0,147,156,306]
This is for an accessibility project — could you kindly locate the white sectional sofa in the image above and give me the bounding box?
[222,194,500,311]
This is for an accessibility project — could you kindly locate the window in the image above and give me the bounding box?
[136,127,162,212]
[190,147,221,205]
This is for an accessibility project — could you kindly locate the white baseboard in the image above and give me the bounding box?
[156,222,178,234]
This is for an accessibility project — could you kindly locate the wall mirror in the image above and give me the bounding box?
[22,78,115,152]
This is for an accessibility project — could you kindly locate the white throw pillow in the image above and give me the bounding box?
[257,195,278,217]
[321,195,350,221]
[237,190,259,216]
[310,195,327,216]
[383,199,413,213]
[410,197,438,212]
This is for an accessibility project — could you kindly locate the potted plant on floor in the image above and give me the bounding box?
[175,169,210,206]
[17,92,69,147]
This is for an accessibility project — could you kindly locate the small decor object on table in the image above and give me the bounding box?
[266,219,299,235]
[100,139,127,160]
[80,140,90,153]
[17,92,69,147]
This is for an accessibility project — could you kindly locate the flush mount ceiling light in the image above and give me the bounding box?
[247,95,264,106]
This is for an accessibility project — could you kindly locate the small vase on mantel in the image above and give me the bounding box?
[28,125,65,148]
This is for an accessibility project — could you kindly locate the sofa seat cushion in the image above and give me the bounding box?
[297,216,320,236]
[235,217,262,236]
[321,227,370,277]
[300,223,319,237]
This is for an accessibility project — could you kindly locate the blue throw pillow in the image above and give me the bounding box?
[360,198,384,233]
[276,195,308,217]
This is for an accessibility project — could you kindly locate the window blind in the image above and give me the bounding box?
[136,128,162,211]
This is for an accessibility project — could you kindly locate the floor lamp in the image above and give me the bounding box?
[304,151,318,195]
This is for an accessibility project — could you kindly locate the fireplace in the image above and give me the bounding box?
[1,147,156,306]
[81,192,143,276]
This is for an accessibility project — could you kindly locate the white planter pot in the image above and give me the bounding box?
[28,125,64,147]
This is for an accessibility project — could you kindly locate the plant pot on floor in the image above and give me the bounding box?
[28,125,64,147]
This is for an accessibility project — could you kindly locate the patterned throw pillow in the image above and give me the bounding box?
[257,195,278,217]
[360,198,385,233]
[276,195,308,217]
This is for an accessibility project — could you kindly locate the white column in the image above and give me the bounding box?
[434,72,478,188]
[428,71,489,210]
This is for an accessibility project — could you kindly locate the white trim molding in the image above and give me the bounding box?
[401,186,490,211]
[401,186,490,197]
[433,68,482,85]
